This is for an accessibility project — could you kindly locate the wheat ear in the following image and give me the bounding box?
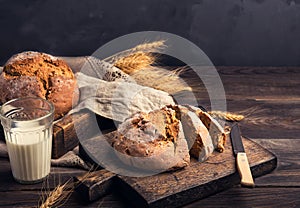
[113,52,156,74]
[104,40,166,63]
[39,179,72,208]
[208,111,245,121]
[38,167,97,208]
[132,40,166,52]
[130,66,192,94]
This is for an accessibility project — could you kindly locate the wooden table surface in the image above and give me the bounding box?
[0,66,299,207]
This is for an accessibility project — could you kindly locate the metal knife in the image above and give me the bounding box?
[230,123,255,187]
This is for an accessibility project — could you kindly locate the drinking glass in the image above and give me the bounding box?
[0,97,54,184]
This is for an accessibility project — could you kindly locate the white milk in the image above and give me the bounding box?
[5,127,52,183]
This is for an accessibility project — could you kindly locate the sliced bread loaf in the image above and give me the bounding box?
[186,105,226,152]
[172,105,214,162]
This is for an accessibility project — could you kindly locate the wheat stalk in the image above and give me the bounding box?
[38,167,97,208]
[130,66,192,94]
[113,52,155,74]
[132,40,166,52]
[39,179,72,208]
[208,111,245,121]
[104,40,166,64]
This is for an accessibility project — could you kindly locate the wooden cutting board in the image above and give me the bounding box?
[75,131,277,208]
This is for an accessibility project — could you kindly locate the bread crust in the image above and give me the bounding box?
[176,105,214,161]
[185,105,226,152]
[112,106,190,172]
[0,51,79,119]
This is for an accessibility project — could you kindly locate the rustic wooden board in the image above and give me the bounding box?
[76,132,277,208]
[52,110,96,158]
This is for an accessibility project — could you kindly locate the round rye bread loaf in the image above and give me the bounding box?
[0,51,79,119]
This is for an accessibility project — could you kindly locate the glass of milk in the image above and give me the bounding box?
[0,97,54,184]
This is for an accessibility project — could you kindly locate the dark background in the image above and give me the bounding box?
[1,0,300,66]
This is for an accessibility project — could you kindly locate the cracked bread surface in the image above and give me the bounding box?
[112,106,190,172]
[0,51,79,119]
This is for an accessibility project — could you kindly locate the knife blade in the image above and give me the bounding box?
[230,123,255,187]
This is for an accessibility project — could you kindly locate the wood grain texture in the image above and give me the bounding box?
[236,152,255,187]
[185,187,300,208]
[76,134,276,208]
[253,139,300,187]
[74,169,116,202]
[52,110,98,158]
[0,187,299,208]
[184,66,300,101]
[0,190,130,208]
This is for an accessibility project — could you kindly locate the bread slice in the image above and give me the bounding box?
[172,105,214,162]
[185,105,226,152]
[112,106,190,172]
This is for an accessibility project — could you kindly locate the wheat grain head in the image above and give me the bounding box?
[130,66,192,94]
[104,40,166,64]
[114,52,156,74]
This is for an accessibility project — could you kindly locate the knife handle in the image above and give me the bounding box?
[236,152,255,187]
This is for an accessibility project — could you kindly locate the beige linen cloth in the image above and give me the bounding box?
[0,57,175,170]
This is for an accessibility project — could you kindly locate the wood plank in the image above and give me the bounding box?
[184,187,300,208]
[0,190,129,208]
[220,69,300,101]
[251,139,300,186]
[234,100,300,140]
[52,110,98,158]
[1,187,299,208]
[74,169,116,202]
[53,108,118,159]
[192,66,300,100]
[177,66,300,104]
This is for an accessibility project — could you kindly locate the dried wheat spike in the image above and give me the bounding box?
[38,168,98,208]
[208,111,245,121]
[130,66,192,94]
[104,40,166,63]
[39,181,72,208]
[132,40,166,52]
[114,52,155,74]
